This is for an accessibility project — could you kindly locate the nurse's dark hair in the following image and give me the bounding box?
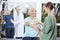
[45,2,54,11]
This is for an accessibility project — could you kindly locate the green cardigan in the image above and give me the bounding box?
[42,15,57,40]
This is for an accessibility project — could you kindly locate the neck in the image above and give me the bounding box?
[48,11,51,16]
[17,11,19,13]
[30,16,35,20]
[7,14,10,15]
[48,13,50,16]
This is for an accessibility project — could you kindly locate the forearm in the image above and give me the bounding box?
[32,25,38,30]
[29,24,39,31]
[25,22,39,30]
[10,19,20,24]
[1,18,6,24]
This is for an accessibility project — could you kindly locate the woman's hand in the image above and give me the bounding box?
[25,21,30,26]
[26,21,39,31]
[31,23,39,31]
[10,19,14,24]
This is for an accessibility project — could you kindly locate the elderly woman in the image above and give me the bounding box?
[23,7,42,40]
[42,2,57,40]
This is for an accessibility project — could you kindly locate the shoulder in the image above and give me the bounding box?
[49,15,56,20]
[4,15,9,20]
[36,18,41,22]
[24,17,30,22]
[25,17,30,20]
[45,15,52,20]
[4,15,7,17]
[10,15,13,17]
[45,15,56,22]
[44,15,51,22]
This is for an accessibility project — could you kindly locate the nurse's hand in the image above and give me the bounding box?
[34,21,43,31]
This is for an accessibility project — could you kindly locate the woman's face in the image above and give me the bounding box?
[16,7,20,13]
[44,7,49,14]
[6,10,11,15]
[29,8,36,17]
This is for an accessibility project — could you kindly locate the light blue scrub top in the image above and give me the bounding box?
[24,17,42,37]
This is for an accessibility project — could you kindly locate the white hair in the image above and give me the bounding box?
[28,7,37,15]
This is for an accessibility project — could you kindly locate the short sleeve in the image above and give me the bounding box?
[24,17,29,25]
[24,17,29,23]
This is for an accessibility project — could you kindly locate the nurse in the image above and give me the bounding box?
[23,7,42,40]
[42,2,57,40]
[4,10,14,38]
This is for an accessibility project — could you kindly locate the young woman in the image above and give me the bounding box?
[42,2,57,40]
[23,7,42,40]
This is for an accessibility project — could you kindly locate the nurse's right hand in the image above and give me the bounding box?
[10,19,14,24]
